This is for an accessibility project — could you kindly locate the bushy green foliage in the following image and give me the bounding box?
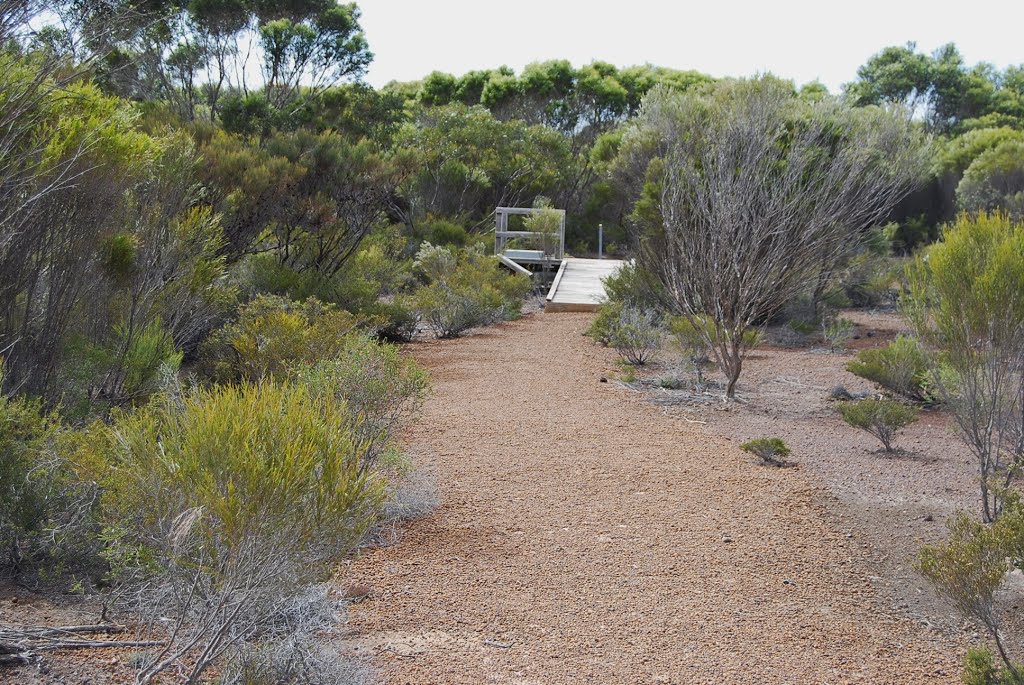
[293,334,429,465]
[822,316,856,353]
[0,386,59,570]
[200,295,365,382]
[98,381,385,682]
[905,213,1024,521]
[846,336,931,402]
[0,370,101,577]
[740,438,792,466]
[836,398,919,452]
[412,244,530,338]
[957,140,1024,220]
[427,218,468,246]
[918,500,1024,682]
[961,647,1023,685]
[239,229,413,314]
[103,382,385,563]
[606,307,662,366]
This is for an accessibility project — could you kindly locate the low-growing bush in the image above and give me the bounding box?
[822,316,856,353]
[667,315,710,386]
[846,335,930,402]
[918,501,1024,684]
[960,647,1022,685]
[740,438,791,466]
[293,334,429,466]
[200,295,366,382]
[0,382,101,578]
[836,398,919,452]
[412,243,530,338]
[607,307,663,366]
[1,388,59,571]
[369,296,420,342]
[100,381,386,684]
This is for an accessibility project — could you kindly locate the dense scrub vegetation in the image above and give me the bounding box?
[1,0,1023,680]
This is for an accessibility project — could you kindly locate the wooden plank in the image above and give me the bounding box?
[544,258,624,313]
[545,259,569,302]
[497,254,532,276]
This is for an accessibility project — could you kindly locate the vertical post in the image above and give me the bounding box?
[598,223,603,259]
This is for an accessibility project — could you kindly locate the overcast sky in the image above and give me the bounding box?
[356,0,1024,92]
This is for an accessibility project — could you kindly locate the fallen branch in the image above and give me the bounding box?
[0,624,127,639]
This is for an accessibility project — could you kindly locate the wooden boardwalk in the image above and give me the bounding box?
[544,258,624,312]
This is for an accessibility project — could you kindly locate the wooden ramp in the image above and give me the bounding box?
[545,258,624,313]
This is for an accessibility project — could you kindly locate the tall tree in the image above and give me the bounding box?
[630,78,927,398]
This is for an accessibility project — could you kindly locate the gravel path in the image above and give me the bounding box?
[343,312,958,684]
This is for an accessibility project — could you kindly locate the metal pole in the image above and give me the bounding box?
[598,223,603,259]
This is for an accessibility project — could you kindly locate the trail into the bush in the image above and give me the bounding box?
[342,313,957,684]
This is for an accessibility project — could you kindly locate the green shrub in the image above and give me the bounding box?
[788,319,817,335]
[740,437,792,466]
[200,295,367,382]
[586,301,624,346]
[293,334,429,466]
[961,647,1005,685]
[918,503,1024,684]
[0,376,102,577]
[412,243,530,338]
[822,316,856,352]
[0,388,58,570]
[369,295,420,342]
[238,231,413,315]
[667,316,713,387]
[846,335,930,402]
[836,398,919,452]
[100,381,386,683]
[607,307,663,366]
[602,261,661,309]
[427,218,468,246]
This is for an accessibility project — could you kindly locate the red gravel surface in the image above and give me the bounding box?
[341,312,959,684]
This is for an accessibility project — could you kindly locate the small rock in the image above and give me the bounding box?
[867,330,875,337]
[783,579,795,586]
[722,536,733,543]
[343,583,373,601]
[924,514,934,522]
[599,376,608,383]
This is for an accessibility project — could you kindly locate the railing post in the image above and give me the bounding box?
[598,223,603,259]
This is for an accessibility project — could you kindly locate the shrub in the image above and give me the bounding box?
[961,647,1017,685]
[100,381,385,684]
[586,301,624,346]
[602,261,662,309]
[0,382,100,578]
[846,335,930,402]
[293,333,429,466]
[822,316,856,353]
[238,231,413,315]
[412,244,530,338]
[918,503,1024,683]
[200,295,366,382]
[836,398,919,452]
[740,437,792,466]
[788,319,817,336]
[0,388,59,571]
[608,307,663,366]
[369,295,420,343]
[427,218,468,247]
[667,315,711,386]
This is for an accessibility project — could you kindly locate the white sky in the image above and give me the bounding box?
[357,0,1024,92]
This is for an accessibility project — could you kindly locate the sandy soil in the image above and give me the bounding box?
[340,312,960,684]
